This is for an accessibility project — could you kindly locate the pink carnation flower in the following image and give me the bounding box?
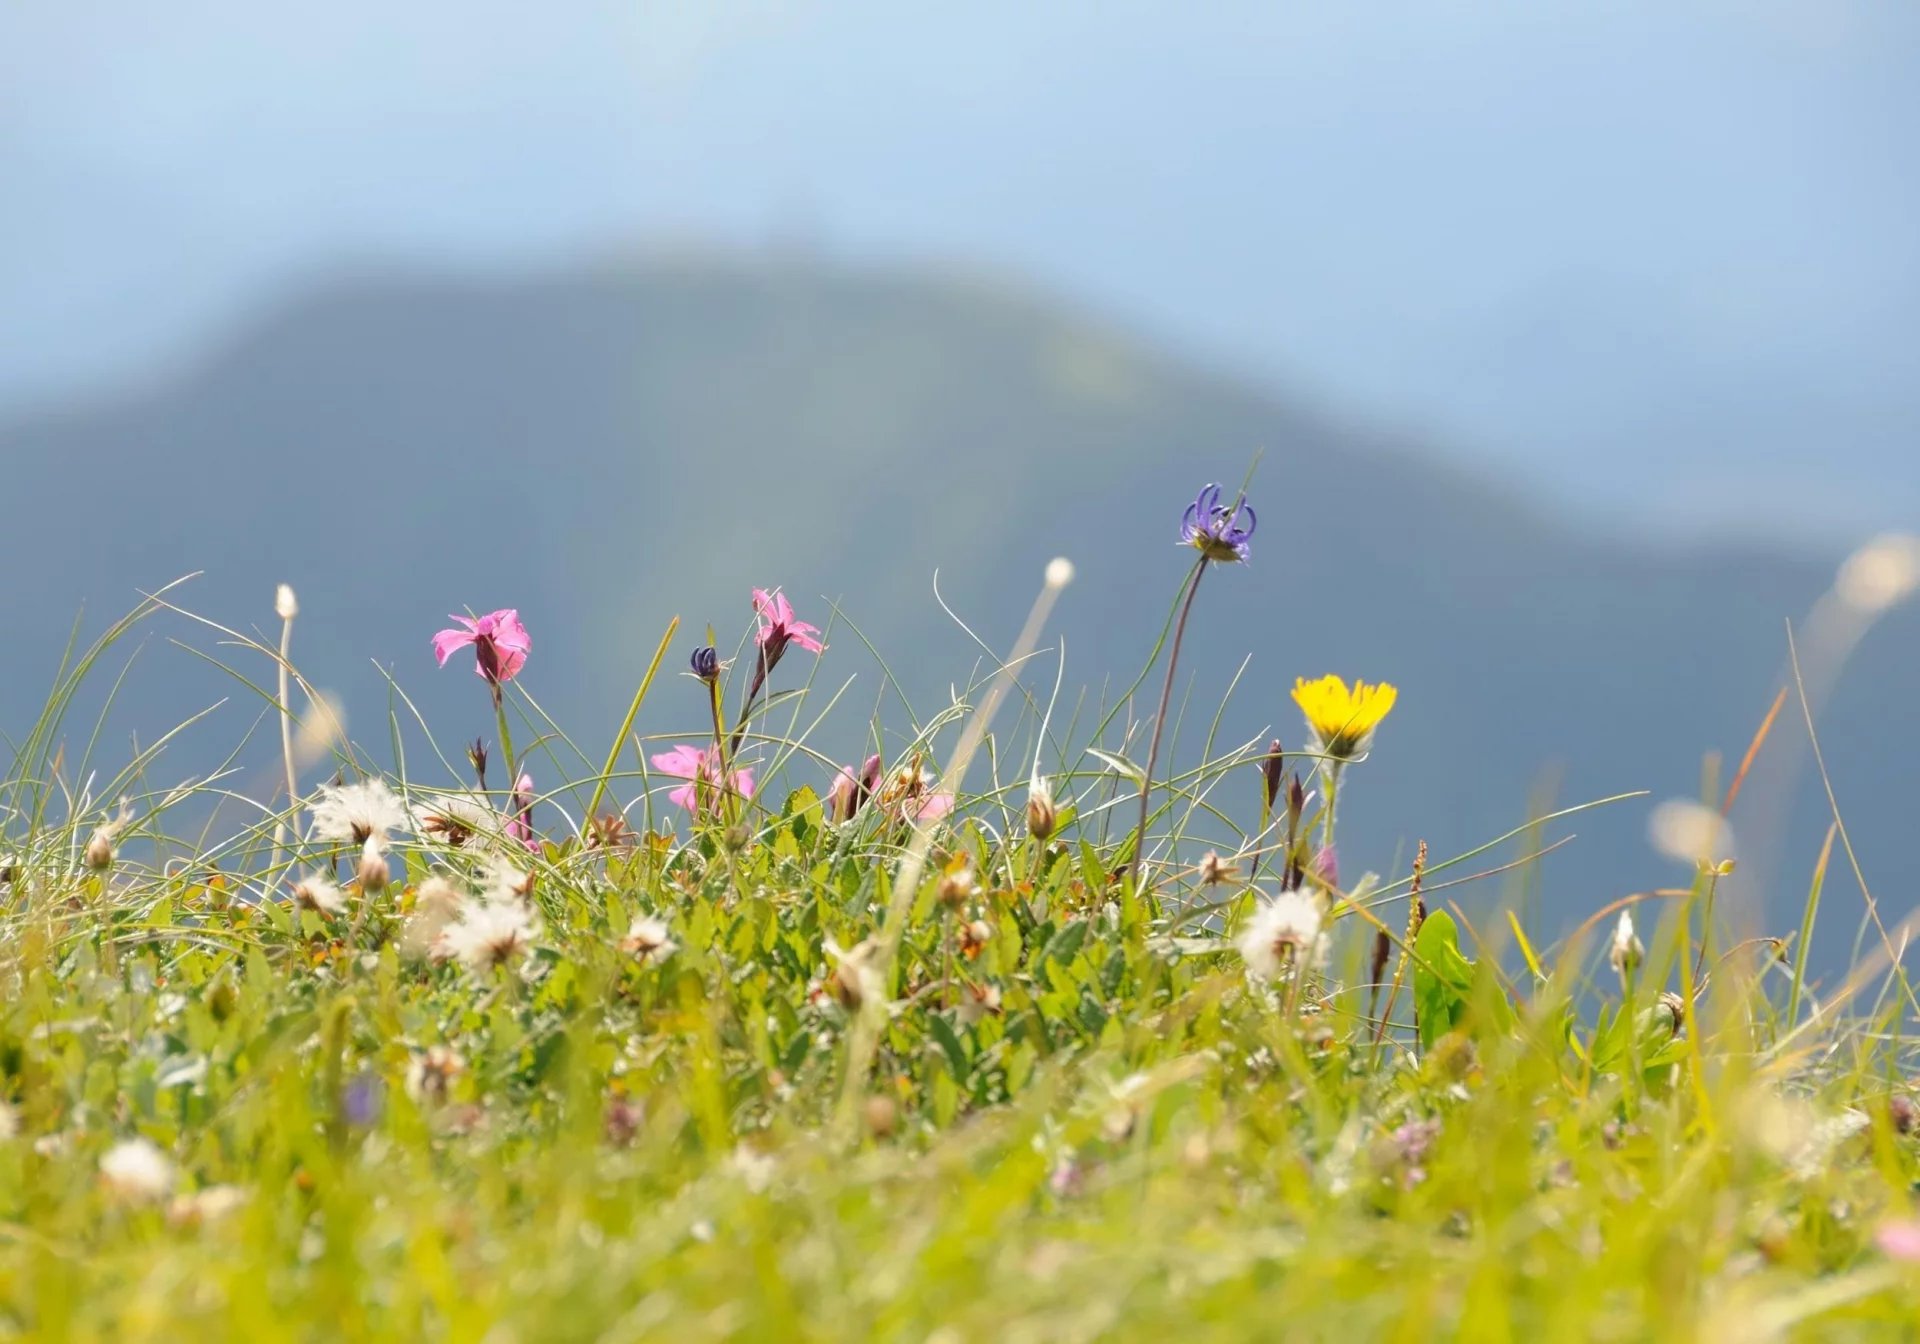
[432,610,530,685]
[752,589,824,660]
[651,744,756,817]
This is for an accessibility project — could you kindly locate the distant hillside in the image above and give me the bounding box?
[4,257,1912,938]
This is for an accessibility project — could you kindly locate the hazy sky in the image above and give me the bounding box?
[5,1,1916,541]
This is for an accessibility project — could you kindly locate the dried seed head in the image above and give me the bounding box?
[83,831,116,872]
[959,919,993,960]
[936,856,976,910]
[1197,850,1242,887]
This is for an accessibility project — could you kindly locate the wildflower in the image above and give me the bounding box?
[412,791,500,849]
[509,773,537,850]
[827,753,884,824]
[605,1096,643,1147]
[310,779,409,846]
[432,609,530,685]
[1237,890,1328,982]
[84,798,136,871]
[1198,851,1242,887]
[1179,482,1256,563]
[1609,909,1644,981]
[1309,845,1339,893]
[434,899,540,974]
[650,744,755,817]
[620,916,676,963]
[100,1137,175,1203]
[167,1185,248,1229]
[1292,675,1398,760]
[1878,1219,1920,1263]
[405,1046,466,1105]
[291,873,346,917]
[880,765,954,826]
[586,812,635,851]
[751,588,825,668]
[1259,739,1285,812]
[689,645,722,682]
[1026,774,1058,841]
[355,837,390,896]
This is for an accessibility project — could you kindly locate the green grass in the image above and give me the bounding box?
[2,583,1919,1342]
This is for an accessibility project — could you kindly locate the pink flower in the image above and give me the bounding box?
[509,772,537,851]
[879,765,953,826]
[752,589,824,660]
[827,754,884,824]
[433,610,530,685]
[1877,1219,1920,1262]
[651,744,756,817]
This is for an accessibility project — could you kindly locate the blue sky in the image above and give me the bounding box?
[4,1,1916,540]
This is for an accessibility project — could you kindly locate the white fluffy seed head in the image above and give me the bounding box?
[1045,557,1075,589]
[275,583,299,620]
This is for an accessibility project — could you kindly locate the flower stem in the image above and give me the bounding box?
[492,683,517,801]
[1129,557,1208,894]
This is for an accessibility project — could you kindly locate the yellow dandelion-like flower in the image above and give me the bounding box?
[1292,675,1397,759]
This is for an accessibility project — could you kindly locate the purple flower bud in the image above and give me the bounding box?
[690,646,721,682]
[1260,739,1284,812]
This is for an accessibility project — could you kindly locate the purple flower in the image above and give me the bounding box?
[689,646,722,682]
[1179,483,1256,563]
[432,609,531,685]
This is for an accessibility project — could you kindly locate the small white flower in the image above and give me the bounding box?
[1236,890,1327,982]
[99,1137,175,1202]
[434,899,540,974]
[412,792,501,850]
[1609,909,1644,980]
[309,779,409,846]
[620,917,676,963]
[291,873,346,917]
[166,1184,248,1228]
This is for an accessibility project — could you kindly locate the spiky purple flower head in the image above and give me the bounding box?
[1179,483,1256,563]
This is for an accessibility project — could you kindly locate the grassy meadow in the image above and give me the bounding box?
[3,498,1919,1342]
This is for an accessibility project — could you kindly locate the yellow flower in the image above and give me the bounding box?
[1292,675,1397,759]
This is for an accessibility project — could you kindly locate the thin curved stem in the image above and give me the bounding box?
[1129,557,1208,890]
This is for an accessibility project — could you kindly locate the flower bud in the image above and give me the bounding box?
[467,738,489,791]
[690,646,721,682]
[1285,773,1307,830]
[275,583,299,621]
[356,838,390,895]
[1609,909,1644,981]
[1026,775,1057,841]
[936,856,976,910]
[1260,739,1284,812]
[83,830,116,871]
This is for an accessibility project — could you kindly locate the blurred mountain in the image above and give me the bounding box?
[4,257,1913,941]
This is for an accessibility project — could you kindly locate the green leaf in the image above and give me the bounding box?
[1412,910,1474,1052]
